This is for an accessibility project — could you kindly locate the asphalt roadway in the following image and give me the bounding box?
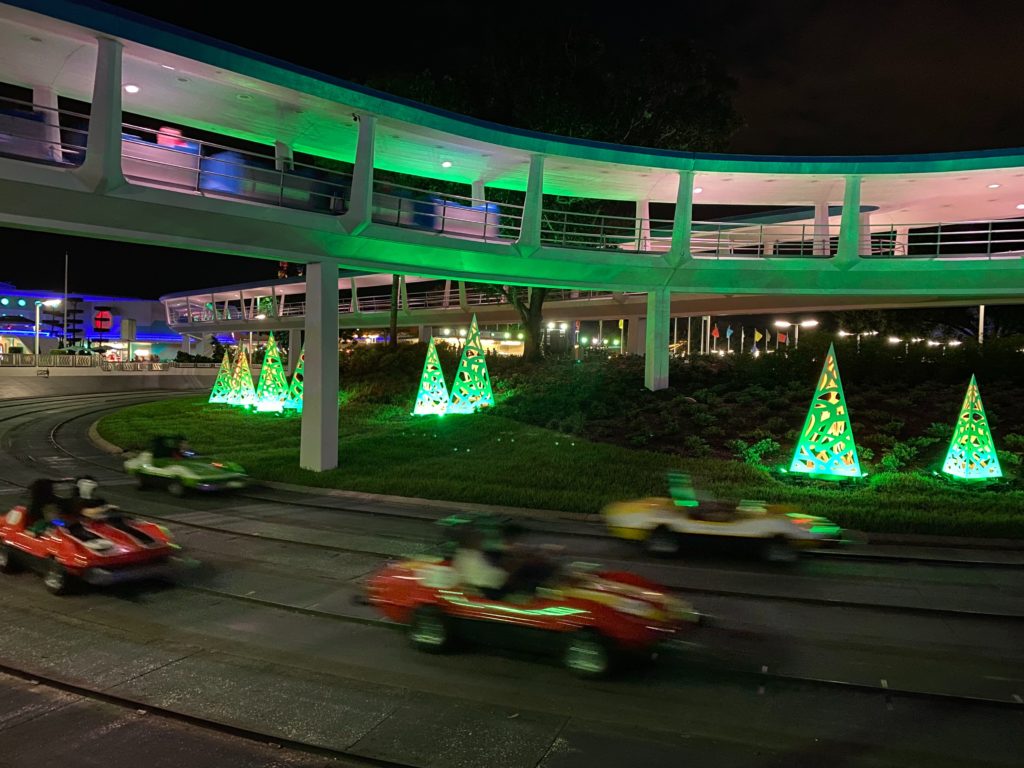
[0,393,1021,768]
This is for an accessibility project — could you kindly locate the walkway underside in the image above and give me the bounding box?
[3,165,1024,298]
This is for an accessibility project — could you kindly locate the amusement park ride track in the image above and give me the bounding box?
[0,392,1020,767]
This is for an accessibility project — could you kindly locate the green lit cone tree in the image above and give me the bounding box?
[284,345,304,413]
[226,345,256,407]
[789,343,862,478]
[208,349,233,404]
[942,375,1002,481]
[447,316,494,414]
[254,332,289,412]
[413,338,450,415]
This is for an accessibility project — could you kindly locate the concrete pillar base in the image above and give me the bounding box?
[644,289,670,391]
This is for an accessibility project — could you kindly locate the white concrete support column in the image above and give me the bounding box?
[471,179,485,205]
[858,212,873,257]
[342,114,376,235]
[349,278,359,313]
[837,176,862,262]
[300,261,339,472]
[274,140,294,172]
[668,171,695,265]
[644,289,670,391]
[894,225,910,257]
[517,155,545,249]
[442,280,452,308]
[32,86,62,163]
[812,200,830,256]
[76,36,125,192]
[978,304,986,345]
[418,326,432,343]
[288,329,301,375]
[626,317,645,355]
[458,281,468,312]
[635,199,651,252]
[399,275,409,312]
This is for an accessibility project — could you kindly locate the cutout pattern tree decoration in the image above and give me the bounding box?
[254,332,289,412]
[447,315,494,414]
[942,375,1002,481]
[284,345,304,413]
[413,338,450,415]
[790,343,862,478]
[226,345,256,407]
[208,349,233,404]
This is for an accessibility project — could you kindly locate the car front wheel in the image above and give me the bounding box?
[167,480,186,497]
[409,605,452,653]
[564,630,612,678]
[44,561,70,595]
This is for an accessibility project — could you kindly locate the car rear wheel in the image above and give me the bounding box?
[409,605,452,653]
[762,536,798,563]
[44,561,70,595]
[564,630,612,678]
[645,525,681,557]
[135,473,150,490]
[167,480,186,497]
[0,543,19,574]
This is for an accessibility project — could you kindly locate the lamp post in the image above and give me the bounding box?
[838,329,877,353]
[774,318,818,349]
[34,299,61,361]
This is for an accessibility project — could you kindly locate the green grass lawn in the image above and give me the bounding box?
[98,396,1024,538]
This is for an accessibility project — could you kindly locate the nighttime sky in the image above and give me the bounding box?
[4,0,1024,298]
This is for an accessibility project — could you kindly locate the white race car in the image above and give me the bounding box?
[124,437,247,496]
[603,494,842,562]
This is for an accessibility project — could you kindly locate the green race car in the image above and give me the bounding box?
[123,436,248,496]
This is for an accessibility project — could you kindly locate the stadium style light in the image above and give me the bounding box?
[34,299,61,359]
[773,318,817,349]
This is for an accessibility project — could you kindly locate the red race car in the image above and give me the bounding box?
[0,504,179,595]
[368,556,700,677]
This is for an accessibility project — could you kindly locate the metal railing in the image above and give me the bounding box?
[540,209,672,253]
[690,221,842,258]
[371,179,522,242]
[863,220,1024,259]
[0,96,89,167]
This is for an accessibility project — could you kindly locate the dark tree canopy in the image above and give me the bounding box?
[365,29,740,153]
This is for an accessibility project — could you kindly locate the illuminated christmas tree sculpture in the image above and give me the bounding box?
[447,315,494,414]
[226,345,256,407]
[208,349,233,404]
[942,375,1002,481]
[284,345,304,413]
[413,338,450,415]
[254,332,289,412]
[790,343,862,478]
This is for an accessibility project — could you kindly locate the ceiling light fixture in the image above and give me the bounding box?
[987,183,1001,189]
[161,64,175,70]
[123,84,140,94]
[441,160,452,168]
[693,187,704,194]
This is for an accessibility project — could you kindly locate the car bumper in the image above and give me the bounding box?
[188,478,247,492]
[81,560,177,586]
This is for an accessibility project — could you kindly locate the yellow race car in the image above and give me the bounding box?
[603,474,842,562]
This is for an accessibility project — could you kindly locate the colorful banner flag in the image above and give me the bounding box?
[778,331,788,343]
[726,325,734,338]
[765,329,772,343]
[711,324,720,339]
[754,329,763,342]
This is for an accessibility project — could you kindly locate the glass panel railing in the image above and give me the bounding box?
[371,179,521,242]
[690,221,840,259]
[540,208,672,253]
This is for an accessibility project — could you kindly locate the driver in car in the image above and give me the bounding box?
[453,523,559,599]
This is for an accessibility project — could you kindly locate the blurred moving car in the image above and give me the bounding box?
[368,515,700,677]
[124,435,247,496]
[603,473,842,561]
[0,479,178,594]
